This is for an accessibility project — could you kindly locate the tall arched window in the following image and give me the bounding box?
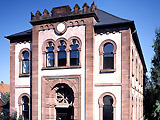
[70,39,79,66]
[103,43,114,69]
[19,48,31,77]
[99,40,117,72]
[42,39,56,69]
[58,40,67,67]
[22,51,30,74]
[99,92,116,120]
[22,96,29,120]
[46,42,54,67]
[103,95,113,120]
[18,93,30,120]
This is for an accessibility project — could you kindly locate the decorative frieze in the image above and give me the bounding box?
[38,19,85,31]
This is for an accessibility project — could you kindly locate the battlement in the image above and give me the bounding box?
[30,2,98,25]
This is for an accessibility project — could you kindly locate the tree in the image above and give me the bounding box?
[151,28,160,119]
[144,28,160,119]
[4,92,10,104]
[151,28,160,86]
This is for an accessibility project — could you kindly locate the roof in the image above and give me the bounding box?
[0,81,10,94]
[95,9,131,26]
[5,29,32,39]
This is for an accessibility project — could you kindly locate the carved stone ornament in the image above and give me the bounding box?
[55,22,67,35]
[54,84,74,105]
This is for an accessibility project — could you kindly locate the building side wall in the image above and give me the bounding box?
[131,38,144,120]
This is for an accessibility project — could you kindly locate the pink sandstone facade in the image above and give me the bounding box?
[6,2,146,120]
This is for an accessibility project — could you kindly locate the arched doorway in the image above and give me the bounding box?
[42,75,81,120]
[54,83,74,120]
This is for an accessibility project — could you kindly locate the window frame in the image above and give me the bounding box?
[99,39,117,73]
[19,48,31,77]
[18,93,30,120]
[42,39,56,69]
[57,39,67,67]
[98,92,116,120]
[68,36,82,67]
[42,37,82,70]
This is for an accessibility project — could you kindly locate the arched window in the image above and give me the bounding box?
[103,43,114,69]
[42,37,82,69]
[18,93,30,120]
[70,39,79,66]
[103,95,113,120]
[42,39,56,69]
[22,51,30,74]
[58,40,67,67]
[22,96,29,120]
[99,92,116,120]
[99,40,117,72]
[46,42,54,67]
[19,48,31,77]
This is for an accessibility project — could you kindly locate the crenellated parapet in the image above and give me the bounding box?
[30,2,98,25]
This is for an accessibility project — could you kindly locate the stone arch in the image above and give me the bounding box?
[98,92,116,120]
[42,75,81,120]
[18,93,31,119]
[99,39,117,72]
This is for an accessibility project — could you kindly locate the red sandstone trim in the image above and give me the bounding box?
[19,48,31,77]
[18,93,31,119]
[54,22,67,35]
[15,85,31,88]
[99,39,117,72]
[32,25,39,120]
[10,43,16,115]
[98,92,116,120]
[95,83,122,86]
[85,17,95,120]
[41,75,81,120]
[121,29,131,120]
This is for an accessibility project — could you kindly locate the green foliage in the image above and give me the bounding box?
[4,92,10,104]
[152,100,160,119]
[151,28,160,85]
[0,111,23,120]
[144,28,160,119]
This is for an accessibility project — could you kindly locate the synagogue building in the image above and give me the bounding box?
[6,2,146,120]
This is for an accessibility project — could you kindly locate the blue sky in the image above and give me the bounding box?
[0,0,160,84]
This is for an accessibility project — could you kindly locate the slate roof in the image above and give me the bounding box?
[95,9,131,26]
[5,29,32,39]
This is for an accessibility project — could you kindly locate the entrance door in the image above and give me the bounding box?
[56,108,74,120]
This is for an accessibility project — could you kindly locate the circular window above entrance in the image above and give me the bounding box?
[55,22,67,35]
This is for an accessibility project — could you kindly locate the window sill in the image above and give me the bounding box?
[100,69,116,73]
[42,65,81,70]
[19,73,30,77]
